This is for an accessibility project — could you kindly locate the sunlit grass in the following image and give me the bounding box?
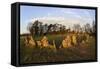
[20,34,96,64]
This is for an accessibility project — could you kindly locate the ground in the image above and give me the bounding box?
[20,34,96,64]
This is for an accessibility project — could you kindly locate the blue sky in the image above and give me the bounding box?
[20,5,95,34]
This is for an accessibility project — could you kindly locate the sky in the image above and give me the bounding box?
[20,5,95,34]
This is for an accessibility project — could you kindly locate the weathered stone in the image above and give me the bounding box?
[71,34,77,46]
[24,36,36,47]
[62,35,72,48]
[41,36,49,47]
[37,41,42,46]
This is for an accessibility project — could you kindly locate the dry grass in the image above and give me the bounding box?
[20,34,96,64]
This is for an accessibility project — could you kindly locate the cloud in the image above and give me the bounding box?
[47,13,51,16]
[21,16,92,34]
[61,9,82,19]
[30,16,86,27]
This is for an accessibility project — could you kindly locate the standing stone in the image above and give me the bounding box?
[28,36,36,47]
[71,34,77,46]
[41,36,49,47]
[37,41,42,46]
[24,36,36,47]
[62,35,72,48]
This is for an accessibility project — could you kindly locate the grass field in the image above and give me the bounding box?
[20,34,96,64]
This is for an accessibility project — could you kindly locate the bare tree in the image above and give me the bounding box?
[47,24,53,33]
[27,22,35,36]
[84,23,91,33]
[92,20,96,33]
[73,24,81,32]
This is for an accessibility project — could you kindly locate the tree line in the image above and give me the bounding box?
[27,20,96,36]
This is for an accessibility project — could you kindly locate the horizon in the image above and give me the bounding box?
[20,5,95,34]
